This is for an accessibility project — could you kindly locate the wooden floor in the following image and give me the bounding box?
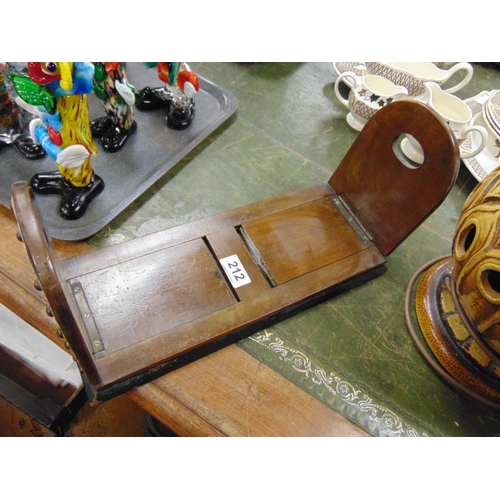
[0,393,147,437]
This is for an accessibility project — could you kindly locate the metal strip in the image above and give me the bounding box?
[237,225,278,288]
[332,194,373,242]
[69,281,105,354]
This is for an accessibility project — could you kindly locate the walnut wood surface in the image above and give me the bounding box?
[75,237,237,355]
[241,196,371,284]
[9,100,460,404]
[329,99,460,256]
[0,203,369,436]
[11,182,386,399]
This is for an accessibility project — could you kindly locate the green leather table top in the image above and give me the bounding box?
[89,62,500,436]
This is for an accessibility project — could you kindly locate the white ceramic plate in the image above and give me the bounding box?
[461,91,500,181]
[485,89,500,135]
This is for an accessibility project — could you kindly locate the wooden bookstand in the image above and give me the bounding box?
[11,100,460,403]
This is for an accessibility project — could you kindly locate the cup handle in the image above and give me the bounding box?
[440,62,474,94]
[459,124,488,159]
[334,71,359,109]
[393,89,409,101]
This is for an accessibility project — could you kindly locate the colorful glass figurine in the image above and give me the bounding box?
[136,62,199,129]
[0,62,45,159]
[91,62,137,152]
[10,62,104,220]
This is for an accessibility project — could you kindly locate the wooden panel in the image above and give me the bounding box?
[94,245,385,385]
[74,238,237,355]
[205,226,273,300]
[241,196,371,284]
[329,100,460,256]
[57,184,337,281]
[11,180,387,400]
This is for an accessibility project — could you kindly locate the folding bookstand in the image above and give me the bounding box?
[11,100,460,403]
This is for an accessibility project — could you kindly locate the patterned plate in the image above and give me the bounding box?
[486,90,500,136]
[461,91,500,181]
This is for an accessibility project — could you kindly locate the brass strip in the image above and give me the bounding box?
[333,194,373,242]
[69,280,105,355]
[237,225,277,288]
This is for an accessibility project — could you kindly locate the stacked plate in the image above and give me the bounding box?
[461,90,500,181]
[476,90,500,156]
[484,90,500,137]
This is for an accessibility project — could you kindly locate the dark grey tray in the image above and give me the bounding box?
[0,63,238,240]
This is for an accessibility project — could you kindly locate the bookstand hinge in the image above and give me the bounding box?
[332,194,373,243]
[69,281,105,355]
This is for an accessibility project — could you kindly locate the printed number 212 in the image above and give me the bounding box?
[227,260,245,281]
[220,254,251,289]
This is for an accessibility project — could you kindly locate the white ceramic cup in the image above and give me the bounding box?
[334,71,408,131]
[401,82,488,163]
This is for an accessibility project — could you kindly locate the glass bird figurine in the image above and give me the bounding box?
[136,62,199,130]
[91,62,137,152]
[10,62,104,220]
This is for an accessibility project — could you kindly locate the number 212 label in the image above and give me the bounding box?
[220,254,251,288]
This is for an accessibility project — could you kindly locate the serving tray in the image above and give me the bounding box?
[0,63,238,240]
